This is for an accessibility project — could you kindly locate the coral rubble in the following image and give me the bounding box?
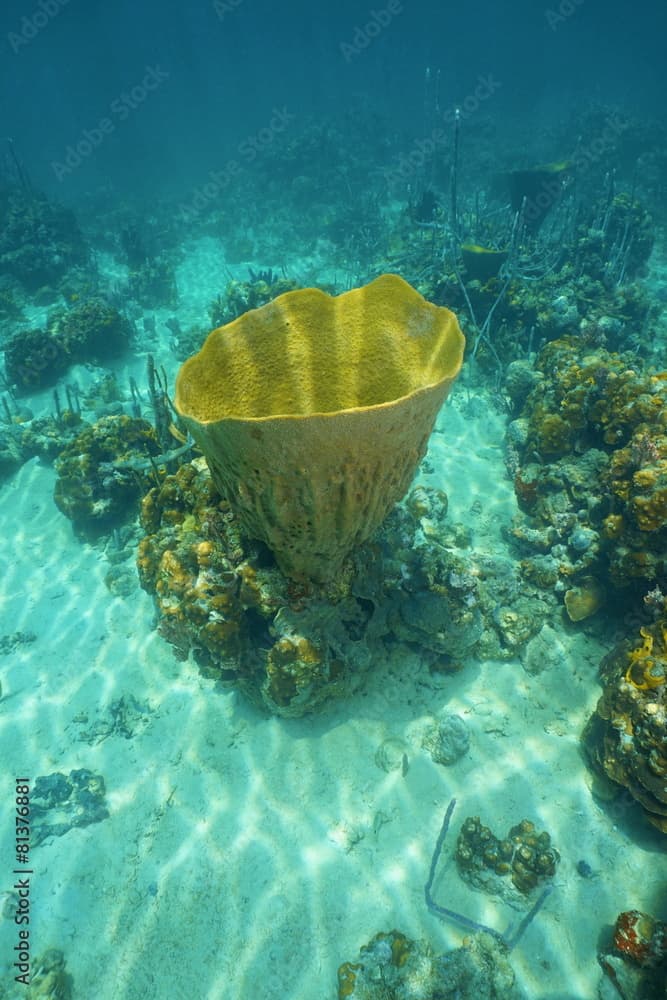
[336,929,519,1000]
[31,769,109,847]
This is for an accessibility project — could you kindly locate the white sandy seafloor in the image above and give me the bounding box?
[0,393,665,1000]
[0,240,666,1000]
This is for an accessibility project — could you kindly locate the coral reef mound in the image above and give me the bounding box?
[583,615,667,833]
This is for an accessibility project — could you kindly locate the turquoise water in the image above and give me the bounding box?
[1,3,666,998]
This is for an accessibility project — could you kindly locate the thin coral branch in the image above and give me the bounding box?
[424,798,506,943]
[424,797,554,951]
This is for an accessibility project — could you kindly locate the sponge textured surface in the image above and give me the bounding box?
[175,273,465,581]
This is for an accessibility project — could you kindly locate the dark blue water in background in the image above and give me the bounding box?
[2,0,666,202]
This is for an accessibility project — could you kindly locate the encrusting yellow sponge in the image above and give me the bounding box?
[175,273,465,582]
